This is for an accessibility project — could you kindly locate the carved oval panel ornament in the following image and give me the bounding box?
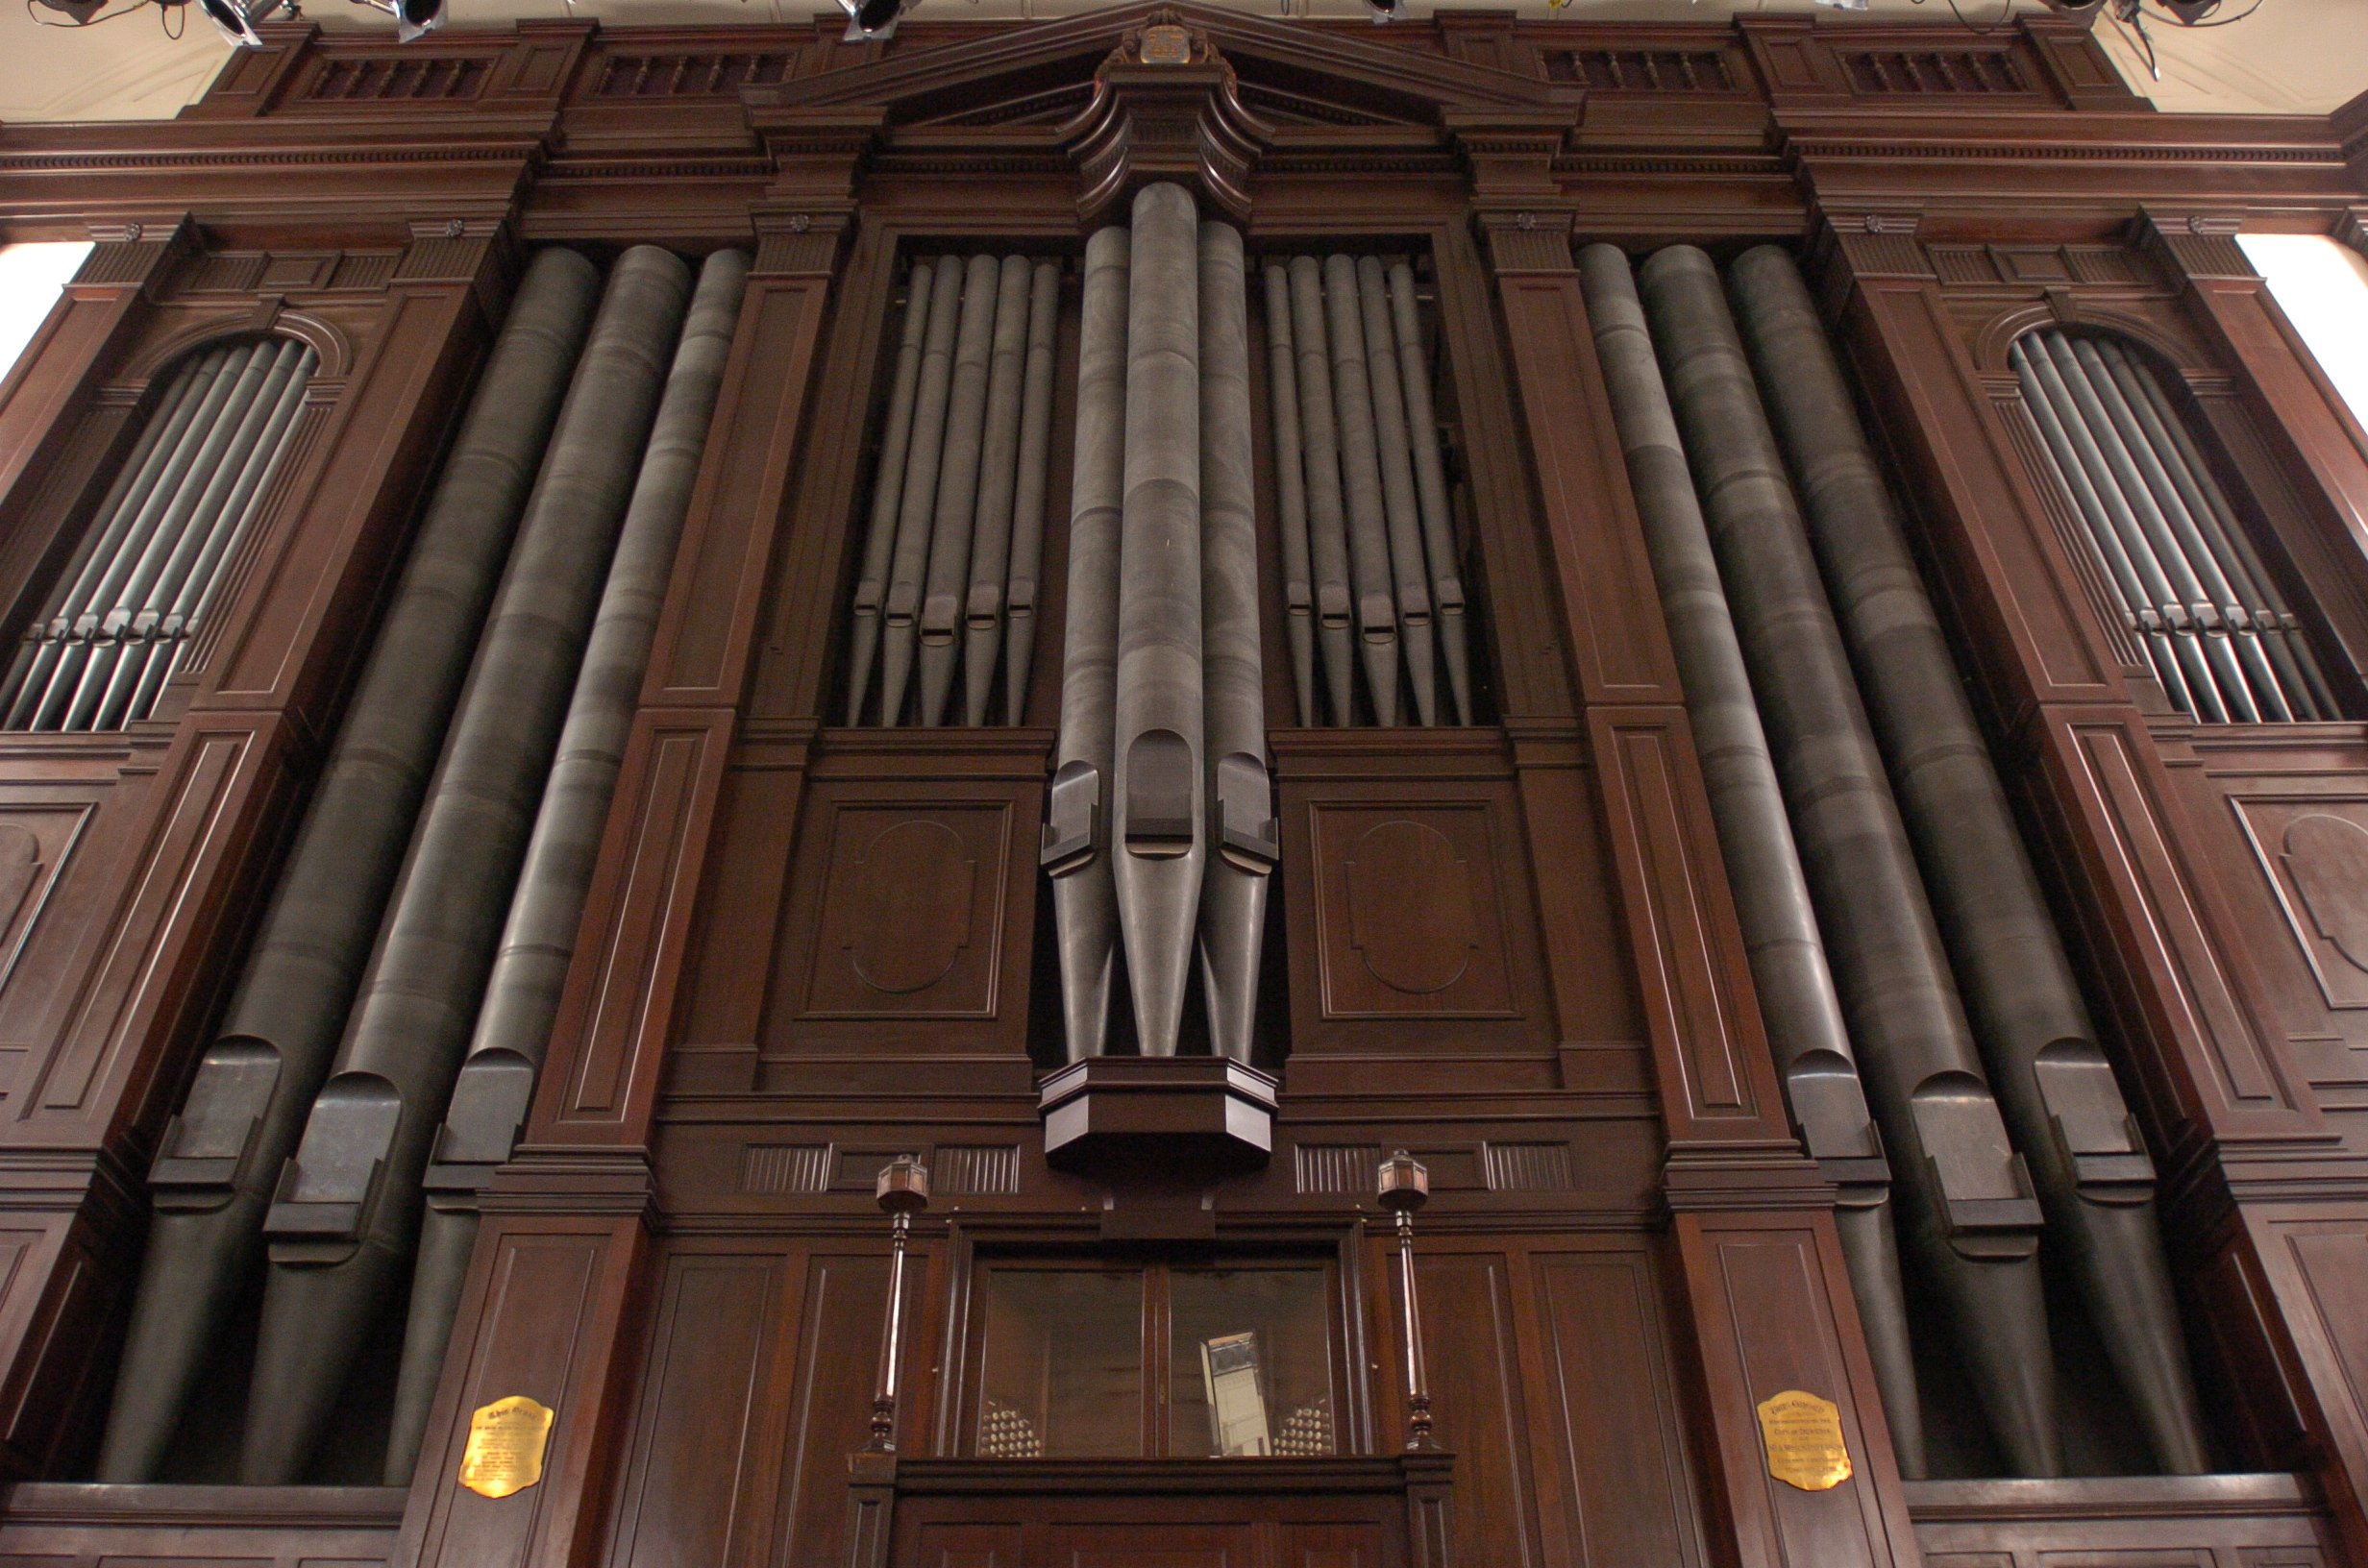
[1756,1389,1851,1491]
[1344,820,1479,994]
[2282,813,2368,974]
[845,819,974,995]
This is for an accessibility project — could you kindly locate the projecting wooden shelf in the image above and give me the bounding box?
[1037,1055,1278,1178]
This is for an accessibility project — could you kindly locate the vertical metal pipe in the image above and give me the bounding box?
[880,258,965,726]
[2018,339,2228,722]
[1288,257,1355,726]
[917,256,1002,727]
[1355,257,1437,726]
[1004,259,1062,726]
[1578,243,1922,1475]
[94,248,604,1484]
[2039,332,2253,721]
[1112,183,1205,1057]
[2065,335,2286,720]
[963,257,1035,726]
[2099,341,2317,718]
[847,258,936,724]
[1043,226,1129,1061]
[1640,243,2061,1479]
[382,250,748,1484]
[1322,256,1400,725]
[1388,260,1470,726]
[1196,221,1273,1066]
[239,247,693,1484]
[1263,263,1318,727]
[1732,245,2209,1476]
[2117,347,2341,716]
[2011,344,2204,717]
[125,344,316,725]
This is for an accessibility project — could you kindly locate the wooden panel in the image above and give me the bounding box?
[0,1485,402,1568]
[1530,1247,1709,1568]
[796,802,1009,1020]
[774,1252,899,1568]
[1310,804,1514,1020]
[1906,1473,2338,1567]
[1393,1249,1540,1568]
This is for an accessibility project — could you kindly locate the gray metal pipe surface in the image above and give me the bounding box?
[1,350,213,727]
[2015,339,2227,722]
[1288,257,1355,726]
[2010,344,2205,717]
[1321,255,1400,725]
[847,257,936,724]
[1003,259,1062,725]
[880,257,966,725]
[963,257,1035,726]
[1263,263,1318,727]
[918,256,1002,727]
[1732,244,2208,1476]
[1196,221,1273,1066]
[106,340,314,729]
[1577,242,1922,1475]
[1388,260,1470,727]
[2115,344,2341,716]
[1355,257,1437,726]
[1640,243,2061,1478]
[2100,342,2319,717]
[383,249,748,1484]
[238,246,691,1483]
[1043,226,1129,1061]
[1113,184,1205,1057]
[92,248,603,1483]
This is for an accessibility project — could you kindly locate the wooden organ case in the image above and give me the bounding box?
[0,8,2356,1568]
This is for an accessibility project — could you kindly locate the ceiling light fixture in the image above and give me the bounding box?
[350,0,440,42]
[838,0,913,42]
[197,0,291,46]
[1365,0,1400,22]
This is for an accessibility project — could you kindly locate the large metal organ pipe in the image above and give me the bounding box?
[382,248,751,1483]
[93,249,605,1483]
[2,335,316,733]
[1640,243,2063,1478]
[1321,254,1403,727]
[1576,244,1925,1476]
[1387,261,1470,727]
[844,254,1063,727]
[1263,263,1319,727]
[1730,247,2211,1475]
[1044,184,1272,1062]
[1352,257,1438,727]
[2012,327,2330,724]
[238,246,694,1483]
[1285,257,1356,728]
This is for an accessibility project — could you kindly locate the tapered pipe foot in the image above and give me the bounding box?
[1927,1240,2061,1479]
[239,1244,403,1484]
[96,1205,261,1482]
[384,1204,482,1485]
[1360,637,1398,726]
[2061,1197,2211,1474]
[1833,1197,1926,1480]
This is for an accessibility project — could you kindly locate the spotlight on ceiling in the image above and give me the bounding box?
[1812,0,1872,11]
[29,0,112,24]
[356,0,442,42]
[1365,0,1400,23]
[838,0,912,41]
[198,0,291,46]
[2155,0,2221,19]
[2035,0,2113,17]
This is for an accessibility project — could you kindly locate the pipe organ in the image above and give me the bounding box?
[0,10,2362,1568]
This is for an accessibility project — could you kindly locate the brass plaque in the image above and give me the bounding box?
[1756,1389,1851,1491]
[1140,24,1192,64]
[457,1395,555,1500]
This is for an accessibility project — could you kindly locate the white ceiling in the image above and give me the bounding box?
[0,0,2360,126]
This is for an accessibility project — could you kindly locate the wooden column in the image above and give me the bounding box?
[1470,195,1919,1568]
[393,210,850,1568]
[1818,206,2368,1560]
[0,221,507,1479]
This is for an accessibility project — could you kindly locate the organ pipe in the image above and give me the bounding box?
[879,257,965,725]
[1196,221,1275,1065]
[917,255,1001,727]
[1353,257,1438,726]
[382,249,750,1484]
[1262,263,1318,726]
[93,249,604,1483]
[1387,261,1470,727]
[1576,243,1924,1477]
[1321,254,1401,725]
[1732,245,2208,1476]
[1640,243,2062,1479]
[846,258,936,724]
[1287,257,1357,726]
[960,257,1033,728]
[1111,183,1206,1056]
[1003,260,1062,726]
[238,247,692,1483]
[1044,226,1130,1061]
